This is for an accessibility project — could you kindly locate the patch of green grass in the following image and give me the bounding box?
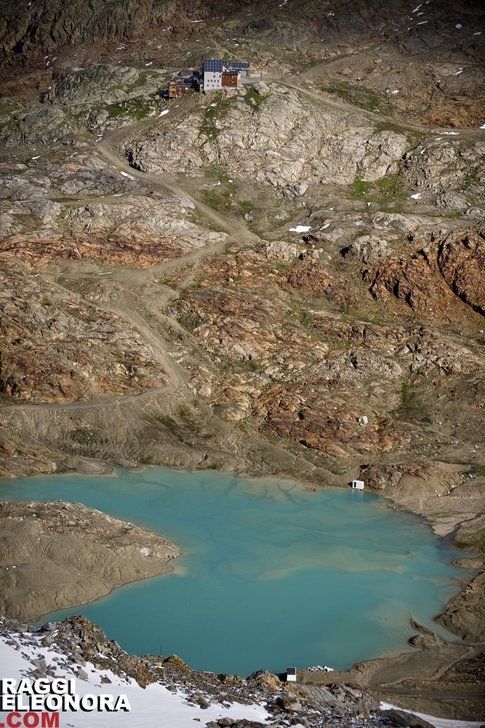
[201,187,232,212]
[206,162,230,183]
[176,312,200,331]
[244,87,265,109]
[175,405,199,433]
[374,120,410,135]
[323,82,392,113]
[348,173,406,210]
[201,99,222,139]
[138,452,155,464]
[238,200,254,215]
[106,103,125,119]
[393,381,431,422]
[128,99,151,120]
[243,358,262,372]
[105,96,153,121]
[350,179,370,199]
[154,407,200,435]
[200,95,234,140]
[273,260,293,274]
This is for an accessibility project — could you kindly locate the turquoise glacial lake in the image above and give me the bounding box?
[0,467,465,676]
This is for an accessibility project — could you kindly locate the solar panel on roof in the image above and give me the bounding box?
[203,59,249,73]
[224,60,250,69]
[203,59,223,72]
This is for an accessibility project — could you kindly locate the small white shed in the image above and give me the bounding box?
[285,667,297,682]
[350,480,365,490]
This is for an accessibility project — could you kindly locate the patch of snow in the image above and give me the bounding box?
[412,4,422,12]
[139,547,151,557]
[380,702,483,728]
[0,636,270,728]
[145,61,153,67]
[410,193,422,199]
[417,20,428,24]
[158,109,170,117]
[391,89,400,94]
[289,225,311,233]
[455,23,463,29]
[120,171,135,180]
[473,31,482,36]
[481,124,485,129]
[443,131,459,135]
[453,68,464,75]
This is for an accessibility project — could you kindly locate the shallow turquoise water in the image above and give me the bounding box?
[0,467,466,675]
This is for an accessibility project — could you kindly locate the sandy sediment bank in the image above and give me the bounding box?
[0,499,181,620]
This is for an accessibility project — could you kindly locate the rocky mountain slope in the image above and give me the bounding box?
[0,0,484,721]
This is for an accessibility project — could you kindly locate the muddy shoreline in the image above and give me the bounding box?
[0,461,483,719]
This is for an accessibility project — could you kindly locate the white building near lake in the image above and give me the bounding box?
[350,480,365,490]
[285,667,297,682]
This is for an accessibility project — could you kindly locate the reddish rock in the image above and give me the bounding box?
[363,228,484,326]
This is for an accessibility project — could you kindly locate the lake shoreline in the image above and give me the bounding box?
[0,463,483,720]
[0,499,181,622]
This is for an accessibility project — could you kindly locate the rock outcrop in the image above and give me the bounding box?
[0,263,166,402]
[124,87,409,189]
[364,228,485,325]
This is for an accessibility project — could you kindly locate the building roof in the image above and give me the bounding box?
[224,60,250,70]
[203,59,249,73]
[203,59,223,72]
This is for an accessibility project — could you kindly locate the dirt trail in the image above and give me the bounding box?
[94,134,259,246]
[277,77,484,138]
[0,387,165,412]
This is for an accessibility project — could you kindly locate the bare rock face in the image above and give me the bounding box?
[0,500,181,620]
[403,140,484,209]
[286,260,345,303]
[0,107,72,147]
[437,230,485,315]
[1,190,226,268]
[45,64,165,106]
[123,88,408,188]
[0,263,166,402]
[364,228,485,326]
